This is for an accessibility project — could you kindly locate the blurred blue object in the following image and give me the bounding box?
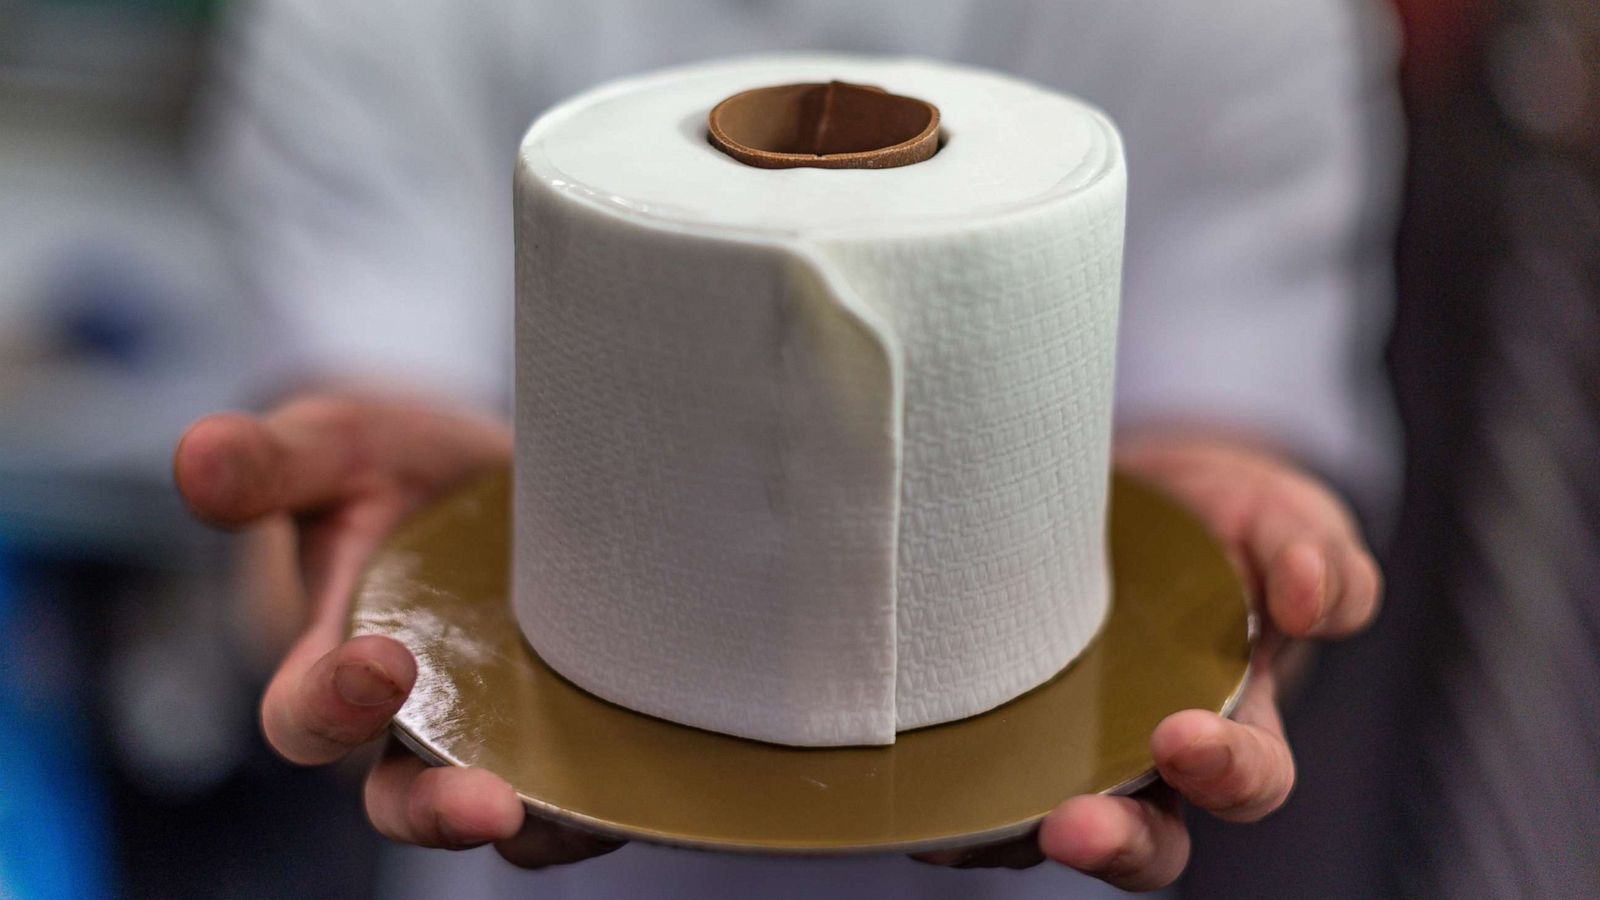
[51,247,173,370]
[0,545,114,900]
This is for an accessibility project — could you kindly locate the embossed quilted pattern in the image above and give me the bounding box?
[513,58,1125,746]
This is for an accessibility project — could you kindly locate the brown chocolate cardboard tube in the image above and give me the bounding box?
[708,81,940,169]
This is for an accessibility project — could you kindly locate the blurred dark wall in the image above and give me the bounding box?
[1183,1,1600,897]
[1,3,386,898]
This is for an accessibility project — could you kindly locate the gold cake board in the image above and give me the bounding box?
[348,469,1253,855]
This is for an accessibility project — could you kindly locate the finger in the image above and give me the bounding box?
[295,497,413,638]
[909,833,1045,869]
[1310,541,1382,638]
[1260,538,1327,637]
[1038,790,1190,892]
[1260,536,1383,640]
[1231,474,1378,634]
[365,749,526,849]
[495,815,627,869]
[175,401,367,527]
[261,633,416,765]
[1151,706,1294,823]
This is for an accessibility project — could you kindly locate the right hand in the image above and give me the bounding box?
[175,394,624,867]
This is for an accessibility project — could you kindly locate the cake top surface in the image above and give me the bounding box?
[519,55,1120,238]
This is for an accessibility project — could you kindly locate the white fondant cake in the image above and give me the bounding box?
[513,56,1125,746]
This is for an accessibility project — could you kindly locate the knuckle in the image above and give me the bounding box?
[1333,549,1383,632]
[261,689,379,766]
[403,771,454,849]
[1235,781,1293,821]
[1207,767,1262,812]
[298,704,376,753]
[428,803,479,850]
[1097,844,1146,879]
[364,793,408,844]
[263,722,341,766]
[259,689,320,765]
[363,758,421,844]
[367,816,408,845]
[1214,753,1294,821]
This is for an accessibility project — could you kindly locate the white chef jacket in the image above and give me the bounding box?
[199,0,1403,897]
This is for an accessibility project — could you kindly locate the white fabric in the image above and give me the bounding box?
[201,0,1401,501]
[198,0,1403,894]
[514,57,1123,745]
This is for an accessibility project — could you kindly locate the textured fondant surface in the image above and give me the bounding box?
[514,56,1125,745]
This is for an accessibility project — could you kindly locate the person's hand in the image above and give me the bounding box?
[914,432,1383,890]
[175,394,624,867]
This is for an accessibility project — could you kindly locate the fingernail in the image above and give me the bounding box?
[1171,740,1231,780]
[1310,553,1335,633]
[335,662,401,706]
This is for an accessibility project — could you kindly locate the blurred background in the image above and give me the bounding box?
[0,0,1594,897]
[0,2,377,899]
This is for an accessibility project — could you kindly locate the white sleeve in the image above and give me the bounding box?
[196,0,515,409]
[1111,0,1405,504]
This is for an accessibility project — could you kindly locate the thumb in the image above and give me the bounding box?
[176,401,368,527]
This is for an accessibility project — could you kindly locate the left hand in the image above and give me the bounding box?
[175,395,624,869]
[913,432,1383,890]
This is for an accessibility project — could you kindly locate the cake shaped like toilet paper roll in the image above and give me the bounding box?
[514,56,1125,747]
